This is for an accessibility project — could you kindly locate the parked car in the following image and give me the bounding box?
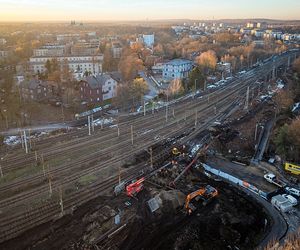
[282,194,298,206]
[285,187,300,197]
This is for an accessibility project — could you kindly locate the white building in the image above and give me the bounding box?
[163,59,193,80]
[217,62,231,76]
[33,45,66,57]
[143,34,155,48]
[0,50,12,59]
[111,43,123,59]
[56,34,80,42]
[29,55,103,74]
[0,38,7,45]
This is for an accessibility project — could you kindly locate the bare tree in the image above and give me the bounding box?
[195,50,217,73]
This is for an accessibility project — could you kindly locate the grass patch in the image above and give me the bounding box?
[78,174,97,186]
[0,163,43,185]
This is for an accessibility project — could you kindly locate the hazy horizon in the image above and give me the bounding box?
[0,0,300,22]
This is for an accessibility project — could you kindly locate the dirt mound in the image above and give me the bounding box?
[156,190,185,212]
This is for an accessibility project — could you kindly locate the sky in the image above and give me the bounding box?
[0,0,300,22]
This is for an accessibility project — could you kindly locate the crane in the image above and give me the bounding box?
[126,177,145,197]
[170,144,209,187]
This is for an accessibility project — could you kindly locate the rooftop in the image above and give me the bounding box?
[165,59,193,66]
[81,74,116,89]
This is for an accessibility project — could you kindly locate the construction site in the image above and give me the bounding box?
[0,51,300,250]
[0,140,271,250]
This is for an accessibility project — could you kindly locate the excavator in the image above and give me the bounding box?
[184,185,218,214]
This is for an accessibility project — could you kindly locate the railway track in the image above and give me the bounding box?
[1,69,258,173]
[0,52,296,243]
[0,67,271,211]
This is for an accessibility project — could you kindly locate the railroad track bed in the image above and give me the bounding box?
[0,58,289,243]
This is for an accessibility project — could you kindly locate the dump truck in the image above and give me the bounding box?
[264,173,286,188]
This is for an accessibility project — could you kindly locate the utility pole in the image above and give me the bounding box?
[117,125,120,137]
[255,123,258,141]
[59,186,64,215]
[195,110,198,127]
[165,104,168,122]
[244,86,250,110]
[24,130,28,154]
[35,151,38,165]
[194,79,197,98]
[204,81,207,91]
[118,166,121,184]
[41,154,46,177]
[20,130,24,149]
[61,105,65,123]
[150,147,153,168]
[0,163,3,178]
[88,116,91,136]
[28,129,32,150]
[144,101,146,116]
[91,115,95,132]
[172,108,175,118]
[131,125,134,145]
[152,102,154,115]
[48,165,52,197]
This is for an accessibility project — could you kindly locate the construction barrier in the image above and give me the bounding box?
[203,163,268,199]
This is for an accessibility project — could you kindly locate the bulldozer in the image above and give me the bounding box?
[184,185,218,214]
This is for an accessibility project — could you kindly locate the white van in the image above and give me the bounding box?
[282,194,298,206]
[285,187,300,197]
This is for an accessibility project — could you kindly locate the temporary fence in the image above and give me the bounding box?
[202,163,268,200]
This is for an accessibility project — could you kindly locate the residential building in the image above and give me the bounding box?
[0,38,6,45]
[217,62,231,77]
[79,74,118,104]
[162,59,193,80]
[71,43,99,56]
[19,79,59,101]
[111,43,123,59]
[33,44,67,57]
[152,62,164,74]
[29,54,103,74]
[0,50,12,59]
[57,34,81,42]
[143,34,155,48]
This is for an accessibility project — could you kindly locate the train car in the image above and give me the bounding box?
[284,162,300,175]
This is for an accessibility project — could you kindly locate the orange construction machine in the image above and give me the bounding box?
[126,177,145,197]
[184,185,218,214]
